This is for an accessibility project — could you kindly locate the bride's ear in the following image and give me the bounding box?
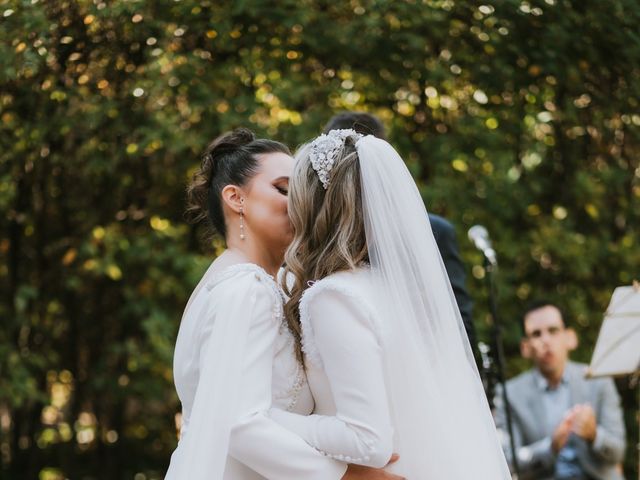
[221,185,245,213]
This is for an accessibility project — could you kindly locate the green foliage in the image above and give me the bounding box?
[1,0,638,478]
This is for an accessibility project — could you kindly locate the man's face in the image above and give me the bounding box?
[521,305,576,378]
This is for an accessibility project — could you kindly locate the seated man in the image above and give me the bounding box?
[494,300,626,480]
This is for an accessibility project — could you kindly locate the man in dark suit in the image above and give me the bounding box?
[323,112,477,350]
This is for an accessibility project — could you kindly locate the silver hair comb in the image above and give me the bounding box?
[308,129,363,189]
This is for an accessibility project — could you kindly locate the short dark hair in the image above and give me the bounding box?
[186,128,290,238]
[521,299,568,335]
[323,112,387,140]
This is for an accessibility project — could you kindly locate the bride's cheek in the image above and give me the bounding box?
[279,198,289,215]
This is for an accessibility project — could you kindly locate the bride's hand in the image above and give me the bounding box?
[341,454,405,480]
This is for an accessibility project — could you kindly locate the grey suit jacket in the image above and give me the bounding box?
[494,361,626,480]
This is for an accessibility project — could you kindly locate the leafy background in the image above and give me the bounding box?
[1,0,638,478]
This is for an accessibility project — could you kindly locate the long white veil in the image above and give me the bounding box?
[355,135,511,478]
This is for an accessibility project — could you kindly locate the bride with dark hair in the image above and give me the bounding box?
[165,128,401,480]
[273,129,511,478]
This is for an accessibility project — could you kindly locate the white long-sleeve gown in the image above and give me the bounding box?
[165,263,347,480]
[270,267,510,478]
[269,269,397,471]
[267,134,510,479]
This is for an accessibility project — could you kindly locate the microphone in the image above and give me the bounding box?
[468,225,497,266]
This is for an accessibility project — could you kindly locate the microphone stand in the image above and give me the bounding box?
[484,257,520,478]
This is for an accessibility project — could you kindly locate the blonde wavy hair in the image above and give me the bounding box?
[282,134,369,364]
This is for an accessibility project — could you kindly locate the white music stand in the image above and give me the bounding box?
[586,281,640,477]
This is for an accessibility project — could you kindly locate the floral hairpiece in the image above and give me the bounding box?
[309,129,363,189]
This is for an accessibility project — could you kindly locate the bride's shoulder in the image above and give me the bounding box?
[299,268,377,368]
[303,267,372,300]
[205,263,281,301]
[301,267,375,320]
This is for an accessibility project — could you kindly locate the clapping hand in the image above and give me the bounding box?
[552,403,597,453]
[552,411,575,453]
[571,404,597,443]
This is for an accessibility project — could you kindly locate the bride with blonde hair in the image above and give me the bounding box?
[271,129,511,478]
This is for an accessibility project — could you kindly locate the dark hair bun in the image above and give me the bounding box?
[186,128,290,240]
[207,128,256,158]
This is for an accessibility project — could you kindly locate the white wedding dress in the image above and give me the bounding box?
[271,266,511,478]
[165,263,347,480]
[270,269,394,467]
[270,133,511,479]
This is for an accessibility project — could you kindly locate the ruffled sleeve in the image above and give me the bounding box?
[270,278,394,468]
[166,266,347,480]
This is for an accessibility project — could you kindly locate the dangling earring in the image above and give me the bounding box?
[239,206,245,240]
